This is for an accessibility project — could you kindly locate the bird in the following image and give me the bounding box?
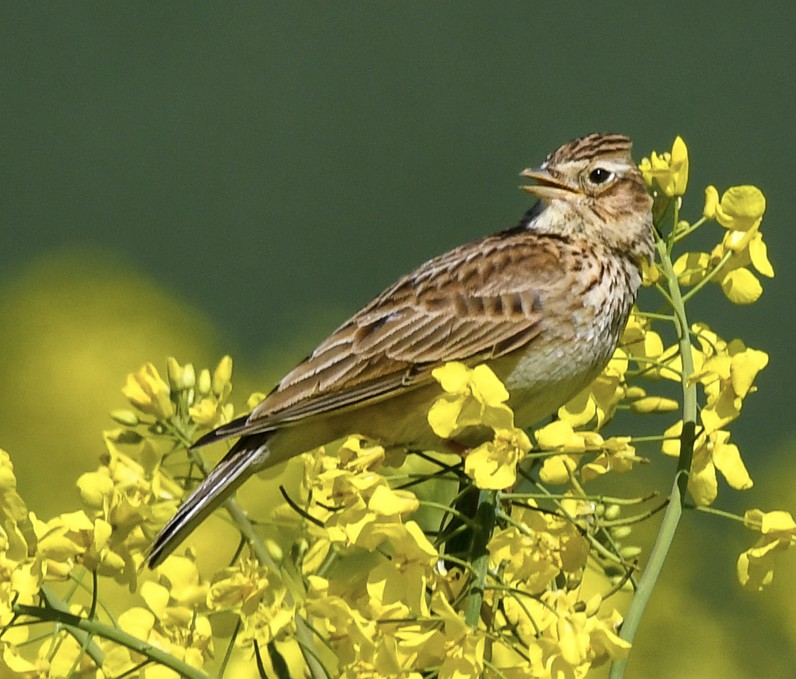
[147,133,654,568]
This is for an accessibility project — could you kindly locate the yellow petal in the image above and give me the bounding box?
[673,252,710,286]
[118,607,155,639]
[121,372,152,409]
[76,471,114,509]
[730,349,768,398]
[760,510,796,534]
[669,136,689,196]
[427,395,463,439]
[641,259,660,286]
[749,233,774,277]
[539,454,577,485]
[661,420,683,457]
[712,440,753,490]
[716,185,766,231]
[470,364,510,405]
[368,485,419,516]
[737,550,774,591]
[536,420,577,450]
[432,362,470,394]
[722,222,759,253]
[141,581,170,619]
[188,398,218,425]
[703,185,719,219]
[688,456,718,506]
[720,268,762,304]
[197,368,212,394]
[558,389,596,428]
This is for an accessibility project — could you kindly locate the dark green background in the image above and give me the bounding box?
[5,4,793,441]
[2,4,794,677]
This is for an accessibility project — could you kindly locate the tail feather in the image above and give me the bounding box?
[147,434,268,568]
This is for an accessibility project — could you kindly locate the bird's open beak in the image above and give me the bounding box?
[520,167,580,201]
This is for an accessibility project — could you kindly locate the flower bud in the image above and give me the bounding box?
[181,363,196,390]
[625,386,647,401]
[620,545,642,560]
[166,357,183,390]
[630,396,680,414]
[197,368,212,395]
[213,356,233,396]
[703,185,719,220]
[247,392,267,410]
[265,538,284,564]
[110,409,139,427]
[612,526,632,540]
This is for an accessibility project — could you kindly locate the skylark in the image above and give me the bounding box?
[148,133,654,567]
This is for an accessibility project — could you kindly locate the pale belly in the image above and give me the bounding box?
[262,326,617,467]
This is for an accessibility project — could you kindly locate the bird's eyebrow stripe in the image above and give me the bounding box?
[552,159,630,175]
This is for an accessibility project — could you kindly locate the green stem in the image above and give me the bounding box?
[672,216,707,242]
[38,586,104,668]
[689,504,748,525]
[680,250,733,303]
[609,234,698,679]
[464,490,498,628]
[14,595,208,679]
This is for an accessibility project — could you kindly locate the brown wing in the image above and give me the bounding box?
[240,230,565,433]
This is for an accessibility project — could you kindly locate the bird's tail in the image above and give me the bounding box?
[146,434,269,568]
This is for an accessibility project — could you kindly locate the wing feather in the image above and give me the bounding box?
[231,231,565,436]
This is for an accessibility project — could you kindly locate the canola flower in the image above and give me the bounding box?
[0,138,791,679]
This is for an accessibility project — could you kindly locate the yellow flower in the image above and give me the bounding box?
[428,362,514,438]
[737,509,796,590]
[673,251,710,286]
[207,558,287,627]
[464,426,531,489]
[640,258,660,286]
[305,587,380,668]
[702,231,772,306]
[122,363,175,419]
[580,436,639,482]
[748,232,774,277]
[535,420,611,485]
[366,522,437,616]
[715,185,766,231]
[639,136,689,196]
[689,328,768,432]
[489,505,587,592]
[188,397,218,425]
[522,590,630,673]
[661,421,752,505]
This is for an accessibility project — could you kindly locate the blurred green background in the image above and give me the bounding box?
[1,4,794,677]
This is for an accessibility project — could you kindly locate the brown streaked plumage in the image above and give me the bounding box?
[147,133,654,567]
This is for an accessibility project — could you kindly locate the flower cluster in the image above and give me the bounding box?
[639,135,689,197]
[279,377,632,677]
[0,358,255,677]
[0,138,788,678]
[428,362,532,489]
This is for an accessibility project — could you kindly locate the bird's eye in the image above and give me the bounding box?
[588,167,614,185]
